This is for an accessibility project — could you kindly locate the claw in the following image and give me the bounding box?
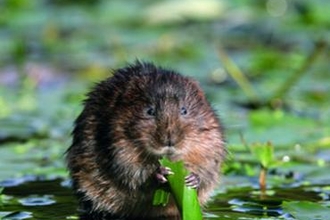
[155,173,168,183]
[185,172,200,189]
[159,166,174,175]
[155,166,174,184]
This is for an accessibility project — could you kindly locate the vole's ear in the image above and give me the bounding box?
[184,78,207,103]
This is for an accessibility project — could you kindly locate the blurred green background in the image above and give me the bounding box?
[0,0,329,219]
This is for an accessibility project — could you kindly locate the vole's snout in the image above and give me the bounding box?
[164,139,175,147]
[158,130,179,157]
[164,132,175,148]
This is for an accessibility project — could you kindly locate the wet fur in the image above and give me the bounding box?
[66,61,225,219]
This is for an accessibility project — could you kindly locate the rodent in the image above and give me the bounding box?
[66,61,226,219]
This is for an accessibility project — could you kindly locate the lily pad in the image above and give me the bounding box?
[282,201,330,220]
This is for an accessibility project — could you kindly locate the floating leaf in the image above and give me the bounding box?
[145,0,225,25]
[283,201,330,220]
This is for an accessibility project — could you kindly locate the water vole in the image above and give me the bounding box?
[66,61,225,219]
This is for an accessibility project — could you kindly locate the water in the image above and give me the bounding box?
[0,177,325,219]
[0,177,78,219]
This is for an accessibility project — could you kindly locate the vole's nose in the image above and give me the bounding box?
[166,139,175,147]
[164,132,175,147]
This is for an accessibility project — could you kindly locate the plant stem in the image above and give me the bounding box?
[217,46,259,103]
[259,167,267,193]
[271,40,326,101]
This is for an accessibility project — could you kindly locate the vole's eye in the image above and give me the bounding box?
[146,107,156,116]
[180,107,188,115]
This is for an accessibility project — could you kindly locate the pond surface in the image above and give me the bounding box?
[1,176,328,219]
[0,178,77,219]
[1,0,330,219]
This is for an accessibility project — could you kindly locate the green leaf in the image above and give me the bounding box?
[182,187,203,220]
[159,158,203,220]
[152,189,170,206]
[282,201,330,220]
[250,142,274,168]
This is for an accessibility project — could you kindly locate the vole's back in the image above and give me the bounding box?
[66,61,225,219]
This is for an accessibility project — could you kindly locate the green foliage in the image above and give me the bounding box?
[283,201,330,220]
[0,0,330,218]
[0,188,3,206]
[250,142,275,169]
[152,189,170,207]
[156,158,203,220]
[0,188,11,207]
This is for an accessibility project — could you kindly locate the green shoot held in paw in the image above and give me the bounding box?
[152,158,203,220]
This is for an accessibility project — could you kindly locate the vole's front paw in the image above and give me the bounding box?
[185,172,200,189]
[155,166,173,184]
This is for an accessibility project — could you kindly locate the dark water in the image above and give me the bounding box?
[207,186,322,219]
[0,177,324,219]
[0,177,78,219]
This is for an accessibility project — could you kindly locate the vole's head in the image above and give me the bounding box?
[89,61,218,160]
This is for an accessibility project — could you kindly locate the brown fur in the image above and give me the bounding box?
[66,61,225,219]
